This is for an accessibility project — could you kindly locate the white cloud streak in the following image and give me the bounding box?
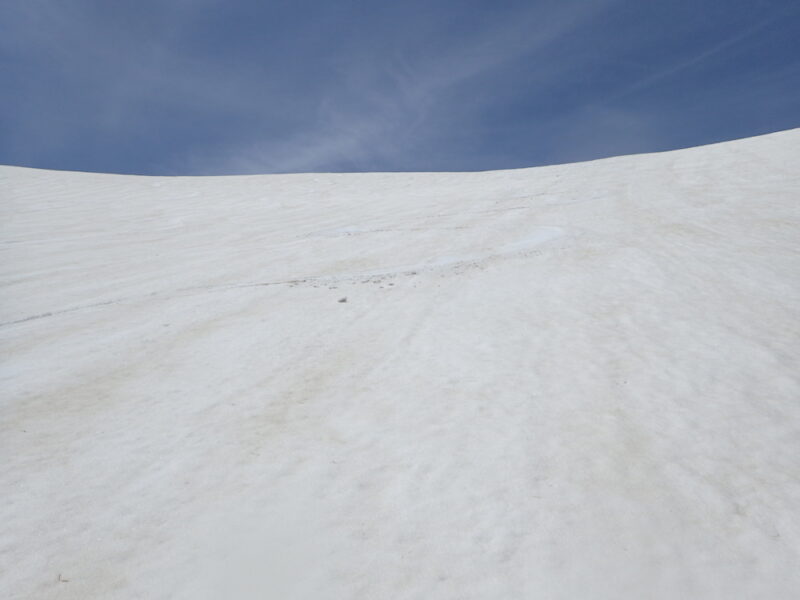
[600,8,789,105]
[186,0,624,173]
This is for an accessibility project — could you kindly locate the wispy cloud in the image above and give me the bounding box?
[601,7,794,105]
[184,0,623,173]
[2,0,797,174]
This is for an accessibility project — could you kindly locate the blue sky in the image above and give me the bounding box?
[1,0,799,175]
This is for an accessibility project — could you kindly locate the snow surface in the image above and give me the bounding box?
[2,129,799,599]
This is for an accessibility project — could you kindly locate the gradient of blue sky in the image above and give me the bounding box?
[1,0,798,174]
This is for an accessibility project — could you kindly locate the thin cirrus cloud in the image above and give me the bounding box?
[603,7,795,106]
[195,0,625,174]
[1,0,798,175]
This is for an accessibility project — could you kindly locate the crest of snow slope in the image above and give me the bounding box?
[1,129,799,599]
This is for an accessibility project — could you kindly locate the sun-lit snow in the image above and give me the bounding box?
[2,129,799,599]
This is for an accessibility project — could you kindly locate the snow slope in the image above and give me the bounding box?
[2,129,799,599]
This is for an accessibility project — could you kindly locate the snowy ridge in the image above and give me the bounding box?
[2,129,800,599]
